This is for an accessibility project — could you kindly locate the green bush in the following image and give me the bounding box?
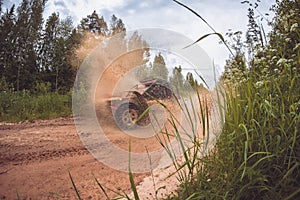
[0,90,72,122]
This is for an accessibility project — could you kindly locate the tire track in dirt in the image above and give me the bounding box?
[0,117,148,199]
[0,144,89,165]
[0,117,89,166]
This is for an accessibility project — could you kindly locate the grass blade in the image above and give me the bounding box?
[69,171,82,200]
[128,142,140,200]
[183,32,225,49]
[172,0,234,56]
[93,174,110,200]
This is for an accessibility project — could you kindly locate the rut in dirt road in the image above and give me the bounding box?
[0,145,89,165]
[0,117,89,166]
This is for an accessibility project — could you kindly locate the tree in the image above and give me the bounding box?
[0,4,16,88]
[40,13,77,92]
[184,72,200,90]
[109,14,126,36]
[55,17,78,92]
[102,14,127,60]
[40,12,59,73]
[127,31,142,50]
[79,10,107,35]
[13,0,34,91]
[10,0,46,91]
[0,0,3,13]
[169,65,184,95]
[0,0,132,93]
[136,64,150,81]
[151,53,169,80]
[128,31,150,81]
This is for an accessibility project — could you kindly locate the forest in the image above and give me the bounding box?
[0,0,199,121]
[0,0,127,93]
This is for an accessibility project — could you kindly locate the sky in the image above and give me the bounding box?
[3,0,275,84]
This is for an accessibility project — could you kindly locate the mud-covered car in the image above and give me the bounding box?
[106,78,173,129]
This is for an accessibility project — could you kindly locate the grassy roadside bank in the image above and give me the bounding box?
[0,91,72,122]
[161,0,300,199]
[165,66,300,200]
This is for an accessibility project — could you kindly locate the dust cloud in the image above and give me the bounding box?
[73,31,147,103]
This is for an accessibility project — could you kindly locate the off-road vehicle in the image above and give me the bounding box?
[106,78,173,129]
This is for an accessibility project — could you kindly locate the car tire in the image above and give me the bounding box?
[115,103,140,130]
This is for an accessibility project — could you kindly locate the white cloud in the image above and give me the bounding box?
[139,2,149,8]
[42,0,275,80]
[113,0,274,68]
[45,0,129,23]
[128,9,136,15]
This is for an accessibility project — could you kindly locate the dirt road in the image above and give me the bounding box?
[0,90,215,199]
[0,117,148,199]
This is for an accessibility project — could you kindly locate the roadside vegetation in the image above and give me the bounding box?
[0,83,72,122]
[161,0,300,199]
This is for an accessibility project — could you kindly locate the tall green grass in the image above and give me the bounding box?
[157,1,300,199]
[164,63,300,199]
[0,90,72,122]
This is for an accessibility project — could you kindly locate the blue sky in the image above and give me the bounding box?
[3,0,275,79]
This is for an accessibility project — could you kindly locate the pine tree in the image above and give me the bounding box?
[55,16,77,92]
[109,14,126,36]
[40,12,60,76]
[127,31,142,50]
[151,53,169,80]
[12,0,46,91]
[169,65,184,95]
[128,31,150,81]
[79,10,108,35]
[0,0,2,13]
[11,0,31,91]
[40,13,77,92]
[0,4,16,88]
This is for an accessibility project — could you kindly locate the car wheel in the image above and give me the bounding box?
[115,103,140,129]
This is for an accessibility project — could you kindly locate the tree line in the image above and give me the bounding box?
[0,0,203,96]
[0,0,129,93]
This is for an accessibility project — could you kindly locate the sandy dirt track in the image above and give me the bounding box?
[0,117,148,199]
[0,91,216,199]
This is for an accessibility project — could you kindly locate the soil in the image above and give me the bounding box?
[0,117,148,200]
[0,90,216,200]
[0,99,181,200]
